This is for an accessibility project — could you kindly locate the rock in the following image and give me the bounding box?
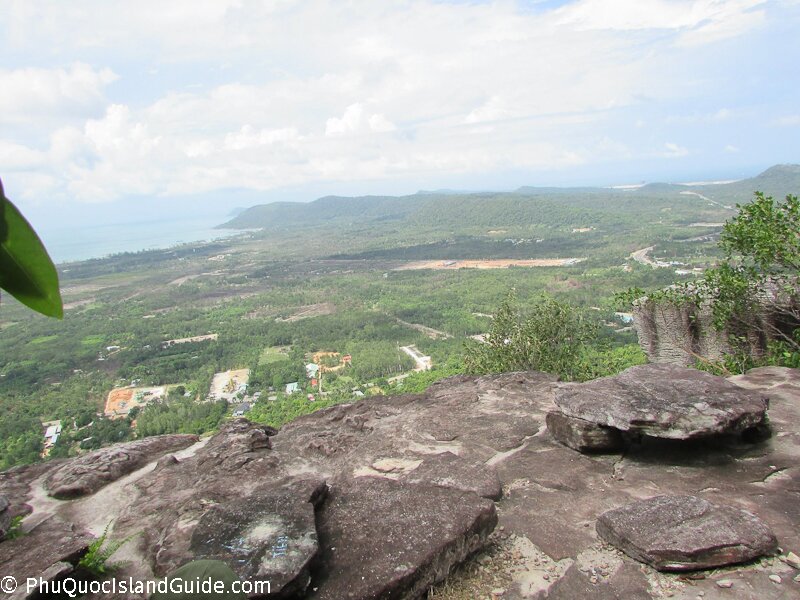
[401,452,502,500]
[45,434,199,499]
[189,478,327,598]
[596,495,778,571]
[768,574,782,584]
[112,420,285,577]
[716,579,734,588]
[3,367,799,599]
[154,454,179,471]
[555,364,769,441]
[0,518,94,599]
[309,477,497,599]
[781,550,800,569]
[0,495,10,540]
[546,411,625,452]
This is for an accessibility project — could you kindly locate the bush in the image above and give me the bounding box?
[464,291,641,381]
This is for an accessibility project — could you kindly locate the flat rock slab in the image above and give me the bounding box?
[310,477,497,599]
[190,477,326,598]
[555,364,769,440]
[596,495,778,571]
[45,434,199,499]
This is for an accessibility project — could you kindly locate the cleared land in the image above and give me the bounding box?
[276,302,336,322]
[105,386,166,418]
[259,346,291,365]
[209,369,250,402]
[393,259,584,270]
[161,334,218,348]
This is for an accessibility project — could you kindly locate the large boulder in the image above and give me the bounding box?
[554,364,769,440]
[45,434,199,499]
[596,495,779,571]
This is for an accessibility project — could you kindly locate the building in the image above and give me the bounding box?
[43,421,62,448]
[305,363,320,378]
[285,382,300,395]
[233,402,251,417]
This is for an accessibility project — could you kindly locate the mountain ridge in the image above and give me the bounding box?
[219,164,800,232]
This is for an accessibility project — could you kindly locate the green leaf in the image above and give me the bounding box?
[0,178,63,318]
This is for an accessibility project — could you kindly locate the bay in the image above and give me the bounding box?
[38,214,240,264]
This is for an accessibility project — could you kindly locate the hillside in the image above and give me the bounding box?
[220,164,800,233]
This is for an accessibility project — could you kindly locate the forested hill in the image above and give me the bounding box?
[219,164,800,232]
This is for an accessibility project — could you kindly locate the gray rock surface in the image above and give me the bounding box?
[596,495,778,571]
[0,495,10,540]
[0,518,94,600]
[545,411,625,452]
[1,367,798,600]
[190,477,326,598]
[555,363,769,440]
[309,476,497,600]
[45,434,199,499]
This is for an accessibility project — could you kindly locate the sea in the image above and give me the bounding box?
[38,214,243,265]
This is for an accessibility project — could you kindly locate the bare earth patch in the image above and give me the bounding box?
[276,302,336,322]
[393,259,584,270]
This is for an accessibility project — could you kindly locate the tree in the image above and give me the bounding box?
[0,177,63,318]
[705,192,799,365]
[620,192,800,370]
[464,291,600,381]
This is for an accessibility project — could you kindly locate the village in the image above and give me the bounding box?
[39,342,433,457]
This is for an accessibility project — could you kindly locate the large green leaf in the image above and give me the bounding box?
[0,178,63,318]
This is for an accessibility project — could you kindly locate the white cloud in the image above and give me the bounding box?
[724,144,740,153]
[0,63,117,124]
[555,0,765,37]
[663,142,689,158]
[325,104,397,136]
[0,0,790,204]
[773,115,800,126]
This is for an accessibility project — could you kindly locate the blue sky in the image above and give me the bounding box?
[1,0,799,230]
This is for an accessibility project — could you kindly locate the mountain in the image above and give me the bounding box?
[219,164,800,232]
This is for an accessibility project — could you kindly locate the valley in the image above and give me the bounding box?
[1,165,798,469]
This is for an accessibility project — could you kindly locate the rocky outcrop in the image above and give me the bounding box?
[596,495,778,571]
[44,434,199,499]
[632,282,799,367]
[1,367,798,600]
[552,363,769,441]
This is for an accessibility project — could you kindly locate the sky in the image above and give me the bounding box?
[1,0,799,231]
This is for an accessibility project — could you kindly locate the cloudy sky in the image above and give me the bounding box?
[1,0,799,229]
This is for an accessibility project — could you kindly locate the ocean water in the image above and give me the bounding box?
[38,214,241,264]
